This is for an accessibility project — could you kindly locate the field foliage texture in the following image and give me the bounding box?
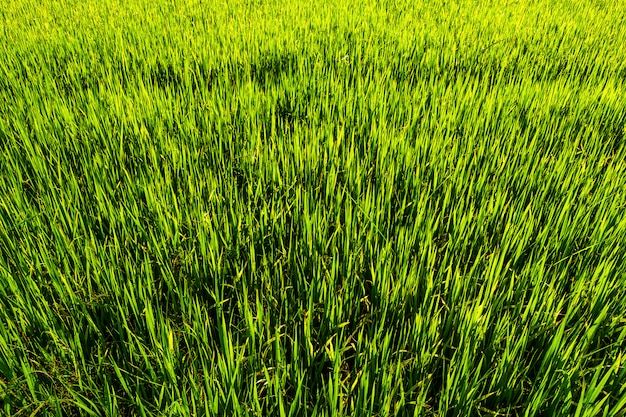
[1,0,626,415]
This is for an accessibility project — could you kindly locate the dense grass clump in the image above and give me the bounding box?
[1,0,626,415]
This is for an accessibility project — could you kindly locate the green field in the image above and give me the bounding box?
[1,0,626,415]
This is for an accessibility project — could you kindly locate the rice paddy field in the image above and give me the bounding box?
[1,0,626,415]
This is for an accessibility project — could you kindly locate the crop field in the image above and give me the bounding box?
[1,0,626,415]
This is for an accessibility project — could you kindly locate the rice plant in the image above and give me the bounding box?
[1,0,625,415]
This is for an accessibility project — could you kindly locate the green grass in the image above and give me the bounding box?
[1,0,626,415]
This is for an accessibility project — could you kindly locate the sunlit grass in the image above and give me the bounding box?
[1,0,625,415]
